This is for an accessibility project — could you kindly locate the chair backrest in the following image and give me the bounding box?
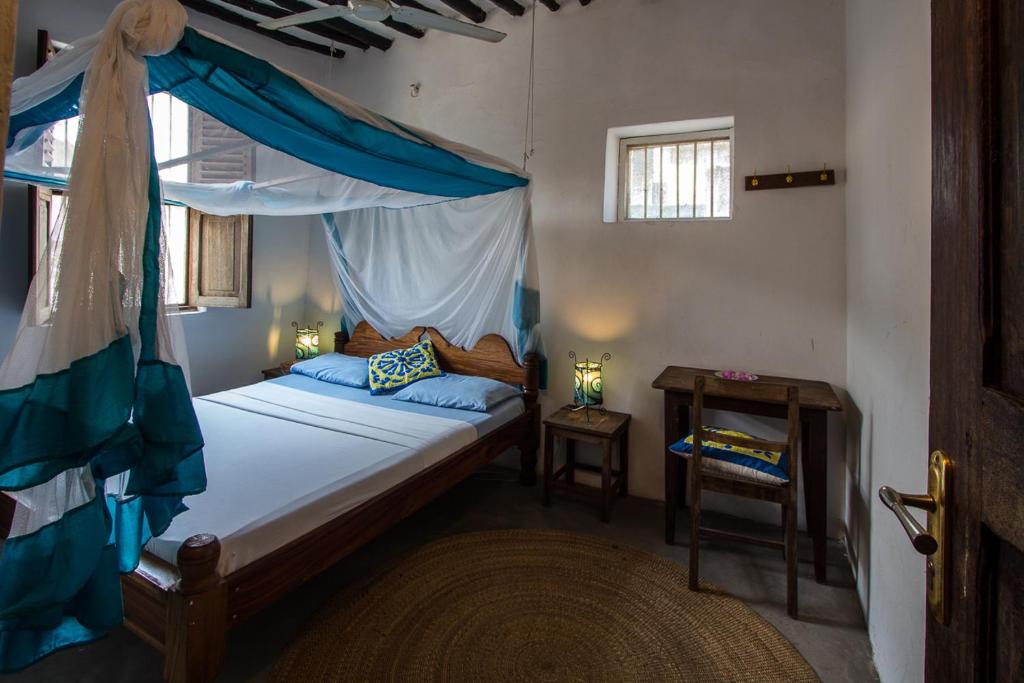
[692,375,801,480]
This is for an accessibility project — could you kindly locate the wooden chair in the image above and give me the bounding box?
[676,375,801,618]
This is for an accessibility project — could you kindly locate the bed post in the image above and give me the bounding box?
[520,352,542,486]
[165,534,226,683]
[0,493,15,540]
[334,328,349,354]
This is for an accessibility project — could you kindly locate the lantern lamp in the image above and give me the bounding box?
[293,321,324,360]
[569,351,611,421]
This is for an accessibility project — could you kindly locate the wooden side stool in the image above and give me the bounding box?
[261,361,295,380]
[543,406,631,522]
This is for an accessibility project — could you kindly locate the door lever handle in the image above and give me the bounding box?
[877,452,952,624]
[879,486,938,555]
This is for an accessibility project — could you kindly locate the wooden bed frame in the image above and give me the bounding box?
[1,322,541,682]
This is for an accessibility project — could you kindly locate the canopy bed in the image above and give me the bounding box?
[0,1,543,680]
[120,322,540,683]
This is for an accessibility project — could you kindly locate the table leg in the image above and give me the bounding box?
[664,394,687,508]
[678,401,691,509]
[665,449,678,544]
[543,428,554,507]
[619,430,629,497]
[565,439,576,485]
[802,411,828,583]
[601,440,612,523]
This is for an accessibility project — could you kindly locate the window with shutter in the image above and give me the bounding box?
[28,31,255,314]
[185,109,254,309]
[188,211,252,309]
[188,109,253,183]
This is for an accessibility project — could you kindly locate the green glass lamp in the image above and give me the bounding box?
[293,321,324,360]
[570,351,611,420]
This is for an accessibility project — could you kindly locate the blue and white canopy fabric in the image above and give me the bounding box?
[0,0,541,671]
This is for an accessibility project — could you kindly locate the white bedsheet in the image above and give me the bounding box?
[145,381,480,575]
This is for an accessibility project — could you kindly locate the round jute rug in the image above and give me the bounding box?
[271,529,819,682]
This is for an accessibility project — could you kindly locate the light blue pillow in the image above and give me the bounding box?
[290,352,369,388]
[391,373,521,412]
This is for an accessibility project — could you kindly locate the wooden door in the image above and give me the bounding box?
[930,0,1024,679]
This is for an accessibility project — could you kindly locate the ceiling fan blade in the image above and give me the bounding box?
[257,5,353,31]
[392,6,507,42]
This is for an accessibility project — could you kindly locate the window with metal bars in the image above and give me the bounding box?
[619,129,733,221]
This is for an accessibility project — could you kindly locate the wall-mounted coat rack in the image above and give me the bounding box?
[745,166,835,191]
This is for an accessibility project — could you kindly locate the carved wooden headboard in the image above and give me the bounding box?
[335,321,540,404]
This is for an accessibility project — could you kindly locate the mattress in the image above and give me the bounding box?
[145,374,524,575]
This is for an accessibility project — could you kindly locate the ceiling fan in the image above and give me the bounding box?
[258,0,508,43]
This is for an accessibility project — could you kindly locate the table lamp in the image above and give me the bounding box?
[293,321,324,360]
[570,351,611,421]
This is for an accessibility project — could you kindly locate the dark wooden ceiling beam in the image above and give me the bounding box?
[392,0,440,13]
[490,0,525,16]
[180,0,345,58]
[538,0,559,10]
[438,0,487,24]
[381,17,426,39]
[275,0,393,51]
[216,0,369,50]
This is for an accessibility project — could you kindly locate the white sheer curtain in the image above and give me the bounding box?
[323,187,540,360]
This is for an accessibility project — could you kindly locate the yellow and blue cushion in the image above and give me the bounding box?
[368,340,444,394]
[669,427,790,485]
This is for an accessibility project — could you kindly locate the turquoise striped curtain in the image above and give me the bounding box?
[0,0,205,671]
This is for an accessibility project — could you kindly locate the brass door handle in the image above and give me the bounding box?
[877,451,953,625]
[878,486,938,554]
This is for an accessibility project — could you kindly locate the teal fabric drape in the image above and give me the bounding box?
[7,28,528,199]
[0,137,205,673]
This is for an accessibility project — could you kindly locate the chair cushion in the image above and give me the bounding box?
[669,427,790,485]
[368,340,444,394]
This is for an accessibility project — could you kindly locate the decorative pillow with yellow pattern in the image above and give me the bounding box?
[668,427,790,485]
[368,340,444,395]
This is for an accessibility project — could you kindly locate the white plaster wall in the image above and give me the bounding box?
[306,0,848,532]
[0,0,327,395]
[845,0,931,681]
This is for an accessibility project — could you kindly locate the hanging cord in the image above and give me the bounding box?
[522,0,537,171]
[324,41,337,86]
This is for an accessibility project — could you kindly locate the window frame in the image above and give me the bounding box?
[27,30,251,316]
[26,31,200,316]
[29,190,203,319]
[617,127,735,223]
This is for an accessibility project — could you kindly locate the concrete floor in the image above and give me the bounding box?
[8,468,877,683]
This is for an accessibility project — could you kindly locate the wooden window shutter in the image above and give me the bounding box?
[186,108,253,308]
[188,109,253,183]
[188,210,252,308]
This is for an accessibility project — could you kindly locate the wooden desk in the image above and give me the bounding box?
[653,366,842,583]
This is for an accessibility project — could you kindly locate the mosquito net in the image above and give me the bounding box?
[0,0,541,671]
